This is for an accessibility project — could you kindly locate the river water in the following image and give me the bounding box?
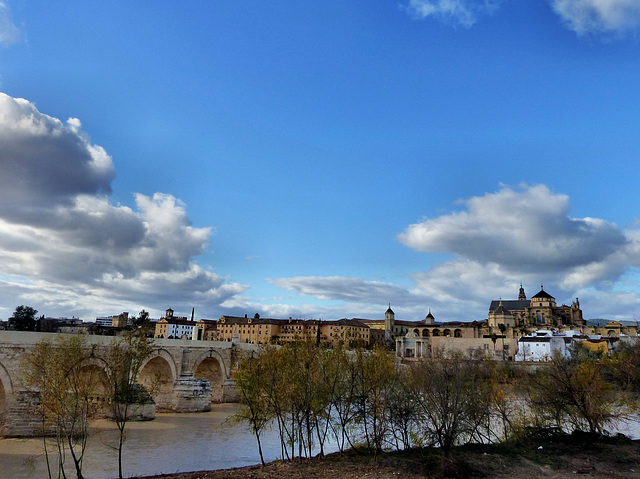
[0,403,285,479]
[1,403,639,479]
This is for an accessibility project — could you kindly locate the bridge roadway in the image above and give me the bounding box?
[0,331,260,437]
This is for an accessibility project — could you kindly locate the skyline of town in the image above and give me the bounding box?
[2,2,640,323]
[1,283,634,325]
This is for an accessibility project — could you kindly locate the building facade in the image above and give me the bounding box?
[214,315,372,347]
[154,308,196,339]
[487,285,583,330]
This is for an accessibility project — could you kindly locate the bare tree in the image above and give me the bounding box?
[408,352,492,455]
[526,348,625,435]
[100,329,154,479]
[233,353,271,465]
[21,336,101,479]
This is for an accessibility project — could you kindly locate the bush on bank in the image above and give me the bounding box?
[233,339,640,463]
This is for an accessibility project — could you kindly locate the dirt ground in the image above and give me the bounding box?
[140,435,640,479]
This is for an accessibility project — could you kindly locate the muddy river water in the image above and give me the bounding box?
[1,403,638,479]
[0,403,284,479]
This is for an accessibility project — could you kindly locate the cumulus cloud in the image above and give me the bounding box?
[398,184,630,287]
[0,2,20,46]
[266,185,640,322]
[402,0,501,27]
[0,93,246,318]
[396,185,640,319]
[550,0,640,35]
[0,94,115,221]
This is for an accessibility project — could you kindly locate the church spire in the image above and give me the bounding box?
[518,284,526,301]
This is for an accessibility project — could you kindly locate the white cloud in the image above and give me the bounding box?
[393,184,640,318]
[0,93,115,221]
[402,0,501,27]
[0,2,20,46]
[267,185,640,322]
[550,0,640,35]
[398,184,629,283]
[0,93,247,319]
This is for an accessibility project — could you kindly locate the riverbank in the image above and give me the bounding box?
[142,433,640,479]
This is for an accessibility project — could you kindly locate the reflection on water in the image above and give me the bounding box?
[1,403,638,479]
[0,403,285,479]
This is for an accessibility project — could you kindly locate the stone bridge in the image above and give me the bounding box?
[0,331,261,437]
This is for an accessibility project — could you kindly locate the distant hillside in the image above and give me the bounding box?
[587,318,639,327]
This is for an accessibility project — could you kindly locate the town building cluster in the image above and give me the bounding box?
[2,284,637,362]
[155,309,385,348]
[394,285,637,361]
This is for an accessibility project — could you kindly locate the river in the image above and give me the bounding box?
[1,404,639,479]
[0,403,284,479]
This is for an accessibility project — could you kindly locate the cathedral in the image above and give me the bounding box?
[487,285,583,329]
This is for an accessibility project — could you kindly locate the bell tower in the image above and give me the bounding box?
[384,304,395,345]
[518,284,526,301]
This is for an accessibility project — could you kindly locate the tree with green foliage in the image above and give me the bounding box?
[9,305,38,331]
[131,309,149,327]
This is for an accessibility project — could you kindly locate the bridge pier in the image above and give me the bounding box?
[2,389,43,437]
[172,377,212,412]
[0,332,259,437]
[165,348,213,412]
[222,378,238,403]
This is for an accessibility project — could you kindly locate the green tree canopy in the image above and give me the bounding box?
[9,305,38,331]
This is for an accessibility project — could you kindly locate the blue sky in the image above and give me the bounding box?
[1,0,640,322]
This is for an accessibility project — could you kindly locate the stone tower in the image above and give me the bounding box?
[518,284,526,301]
[384,305,395,346]
[423,309,435,325]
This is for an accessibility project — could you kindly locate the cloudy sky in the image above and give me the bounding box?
[1,1,640,323]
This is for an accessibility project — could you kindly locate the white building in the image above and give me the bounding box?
[95,316,113,327]
[515,330,572,362]
[154,309,196,339]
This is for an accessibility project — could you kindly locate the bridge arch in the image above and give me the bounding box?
[138,349,177,410]
[192,349,229,379]
[192,350,227,403]
[0,360,12,431]
[77,360,111,416]
[0,360,13,396]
